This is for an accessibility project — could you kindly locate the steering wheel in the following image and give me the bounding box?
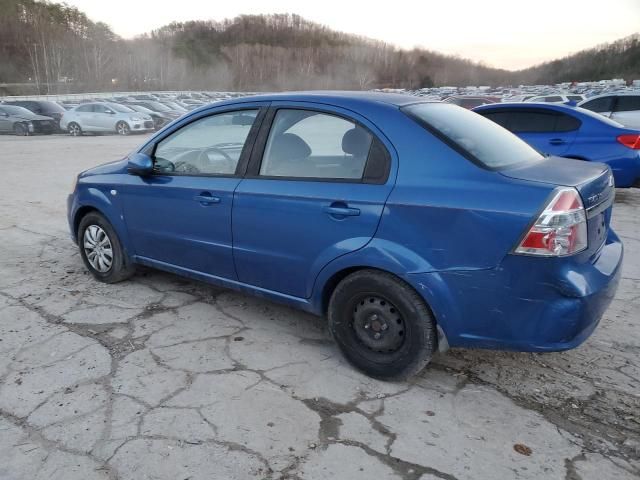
[196,147,236,173]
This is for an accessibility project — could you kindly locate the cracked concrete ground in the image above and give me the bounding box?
[0,134,638,480]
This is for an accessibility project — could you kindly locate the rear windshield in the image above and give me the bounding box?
[402,103,544,169]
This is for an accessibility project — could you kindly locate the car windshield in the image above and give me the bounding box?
[40,101,66,113]
[145,101,171,112]
[107,103,135,113]
[1,105,33,116]
[403,102,544,169]
[130,105,153,114]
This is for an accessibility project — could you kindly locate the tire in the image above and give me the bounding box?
[116,121,130,135]
[68,122,82,136]
[13,123,28,136]
[77,212,135,283]
[328,269,437,380]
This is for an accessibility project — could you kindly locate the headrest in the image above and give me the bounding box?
[270,133,311,160]
[342,128,371,156]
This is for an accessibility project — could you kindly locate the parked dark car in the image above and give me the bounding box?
[68,92,622,380]
[125,104,176,130]
[124,100,183,119]
[2,100,66,129]
[0,105,57,135]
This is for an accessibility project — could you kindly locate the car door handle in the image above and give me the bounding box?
[549,138,566,145]
[323,205,360,217]
[194,193,221,205]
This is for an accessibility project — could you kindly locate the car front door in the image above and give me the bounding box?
[232,104,395,298]
[120,105,266,280]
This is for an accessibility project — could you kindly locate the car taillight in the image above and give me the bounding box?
[617,134,640,149]
[515,188,587,257]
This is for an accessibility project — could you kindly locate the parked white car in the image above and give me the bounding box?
[524,94,585,104]
[60,102,154,136]
[578,93,640,129]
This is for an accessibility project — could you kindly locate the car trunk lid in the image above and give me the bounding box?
[501,156,614,256]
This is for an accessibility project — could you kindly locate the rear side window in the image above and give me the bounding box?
[554,113,581,132]
[615,96,640,112]
[509,111,557,132]
[76,105,93,113]
[581,96,614,113]
[480,109,580,133]
[259,109,377,180]
[545,96,563,102]
[403,103,543,169]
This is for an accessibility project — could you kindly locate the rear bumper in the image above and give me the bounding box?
[409,230,623,352]
[608,152,640,188]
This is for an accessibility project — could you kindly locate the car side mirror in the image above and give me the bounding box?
[127,153,154,176]
[0,112,7,117]
[106,110,115,115]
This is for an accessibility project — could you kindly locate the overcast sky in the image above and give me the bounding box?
[66,0,639,70]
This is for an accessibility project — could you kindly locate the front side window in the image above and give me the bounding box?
[260,110,373,180]
[614,96,640,112]
[93,104,112,114]
[153,110,258,175]
[404,103,543,169]
[76,105,93,113]
[545,96,563,102]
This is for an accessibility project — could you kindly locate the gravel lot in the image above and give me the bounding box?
[0,134,638,480]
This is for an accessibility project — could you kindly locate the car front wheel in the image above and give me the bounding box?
[116,121,130,135]
[328,269,437,380]
[78,212,135,283]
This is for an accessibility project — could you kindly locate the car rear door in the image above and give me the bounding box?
[504,109,578,156]
[120,104,267,280]
[232,103,395,298]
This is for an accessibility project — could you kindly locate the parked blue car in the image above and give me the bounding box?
[68,93,623,379]
[473,102,640,187]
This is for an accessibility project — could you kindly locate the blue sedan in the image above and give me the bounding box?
[473,102,640,187]
[67,92,623,379]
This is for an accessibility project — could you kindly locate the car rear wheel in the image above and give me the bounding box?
[13,123,28,136]
[68,122,82,136]
[328,270,437,380]
[78,212,135,283]
[116,121,130,135]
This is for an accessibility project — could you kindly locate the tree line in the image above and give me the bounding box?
[0,0,638,96]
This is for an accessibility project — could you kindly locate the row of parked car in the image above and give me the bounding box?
[0,92,233,137]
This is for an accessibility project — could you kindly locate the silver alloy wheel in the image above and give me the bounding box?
[116,122,130,135]
[83,225,113,273]
[68,123,81,136]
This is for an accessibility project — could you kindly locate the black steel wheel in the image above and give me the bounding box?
[328,269,437,380]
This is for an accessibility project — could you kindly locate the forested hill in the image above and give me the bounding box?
[0,0,638,95]
[519,34,640,84]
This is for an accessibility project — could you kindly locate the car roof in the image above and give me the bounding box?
[578,92,640,105]
[473,102,627,127]
[212,91,430,109]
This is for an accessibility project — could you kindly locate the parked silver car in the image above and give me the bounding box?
[578,93,640,129]
[60,102,154,136]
